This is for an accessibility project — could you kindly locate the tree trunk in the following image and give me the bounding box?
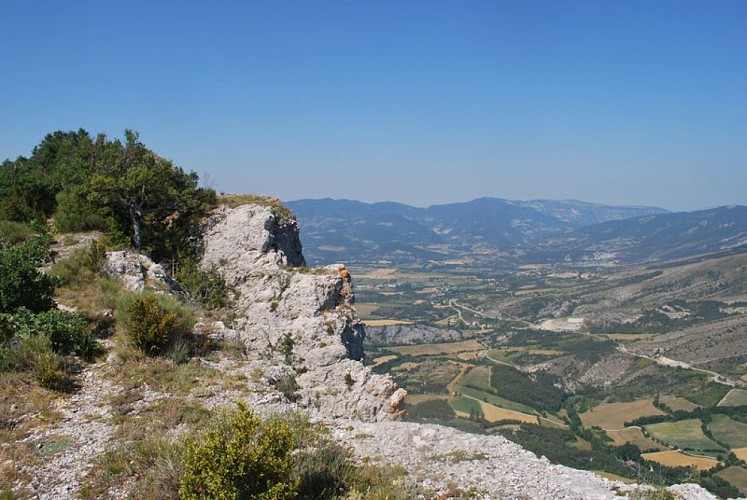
[131,207,142,249]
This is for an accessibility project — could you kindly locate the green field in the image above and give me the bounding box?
[449,395,484,418]
[709,414,747,448]
[645,419,725,453]
[460,365,491,390]
[718,389,747,407]
[456,385,537,415]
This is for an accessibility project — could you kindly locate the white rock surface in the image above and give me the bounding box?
[103,250,181,292]
[200,204,404,420]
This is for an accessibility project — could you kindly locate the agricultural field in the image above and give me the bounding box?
[708,415,747,449]
[363,319,413,326]
[579,399,664,430]
[718,389,747,407]
[388,339,484,356]
[641,451,720,471]
[478,402,538,425]
[356,257,747,496]
[605,427,666,451]
[659,395,700,412]
[459,365,491,390]
[456,385,538,415]
[717,467,747,496]
[644,419,725,454]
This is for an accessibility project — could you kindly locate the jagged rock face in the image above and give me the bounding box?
[200,204,405,421]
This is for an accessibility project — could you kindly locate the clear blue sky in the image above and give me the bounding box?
[2,1,745,211]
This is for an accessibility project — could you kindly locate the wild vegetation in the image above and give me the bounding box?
[0,130,417,499]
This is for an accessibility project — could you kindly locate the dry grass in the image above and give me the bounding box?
[717,389,747,407]
[218,194,294,222]
[388,339,484,357]
[0,372,65,490]
[363,319,414,327]
[606,427,667,451]
[405,394,450,404]
[478,401,538,424]
[659,395,700,412]
[580,399,665,430]
[371,355,398,367]
[717,467,747,496]
[355,268,398,279]
[641,450,720,471]
[600,333,655,341]
[732,447,747,461]
[354,303,381,317]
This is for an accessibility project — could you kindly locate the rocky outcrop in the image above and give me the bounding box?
[103,250,181,292]
[200,204,405,421]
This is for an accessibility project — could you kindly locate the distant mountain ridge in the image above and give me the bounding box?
[286,197,671,265]
[535,204,747,264]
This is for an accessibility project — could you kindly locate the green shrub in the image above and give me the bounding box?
[0,308,96,375]
[174,258,234,310]
[117,293,195,356]
[0,236,56,313]
[13,308,97,357]
[179,402,297,499]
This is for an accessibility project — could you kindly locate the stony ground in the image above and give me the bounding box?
[331,420,718,500]
[7,346,722,500]
[16,359,116,498]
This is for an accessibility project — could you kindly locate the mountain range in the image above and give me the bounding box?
[286,198,747,266]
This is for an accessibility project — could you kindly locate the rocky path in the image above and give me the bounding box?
[18,360,116,499]
[333,420,718,500]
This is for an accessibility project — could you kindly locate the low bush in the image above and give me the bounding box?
[174,258,235,310]
[179,402,297,499]
[12,308,97,357]
[116,292,196,356]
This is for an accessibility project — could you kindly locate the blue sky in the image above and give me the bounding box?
[1,1,745,211]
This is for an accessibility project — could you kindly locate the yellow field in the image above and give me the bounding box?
[363,319,414,327]
[389,339,484,356]
[357,268,397,279]
[641,451,720,471]
[580,399,665,430]
[405,394,449,404]
[371,355,397,366]
[601,333,655,341]
[606,427,667,451]
[355,303,380,317]
[660,395,699,412]
[416,287,439,295]
[479,401,538,424]
[732,448,747,461]
[527,349,566,355]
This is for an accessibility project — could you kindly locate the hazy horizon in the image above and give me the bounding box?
[3,1,746,212]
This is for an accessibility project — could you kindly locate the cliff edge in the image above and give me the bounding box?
[200,203,406,421]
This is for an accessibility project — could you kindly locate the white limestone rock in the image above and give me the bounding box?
[200,204,404,421]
